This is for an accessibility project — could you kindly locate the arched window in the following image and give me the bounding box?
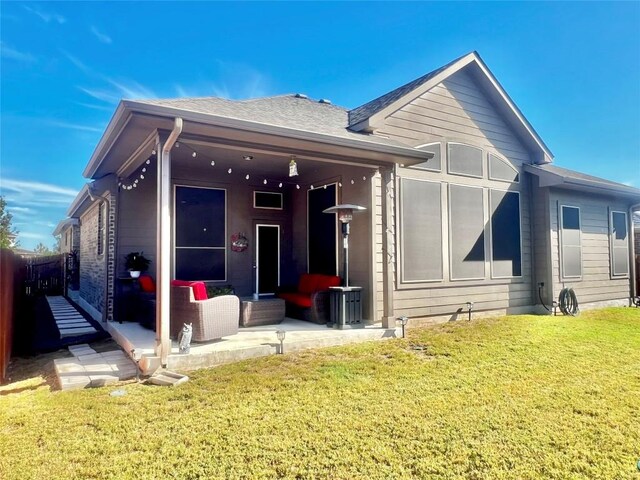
[447,143,483,178]
[488,153,519,183]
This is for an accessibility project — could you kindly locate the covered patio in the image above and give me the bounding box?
[82,95,431,370]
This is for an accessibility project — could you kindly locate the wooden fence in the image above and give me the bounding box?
[0,249,25,382]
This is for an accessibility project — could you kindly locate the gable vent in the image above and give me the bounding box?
[318,99,332,104]
[294,93,308,99]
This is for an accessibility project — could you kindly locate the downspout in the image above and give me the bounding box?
[629,203,640,303]
[156,118,183,366]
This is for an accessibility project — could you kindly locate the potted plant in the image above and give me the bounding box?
[124,251,150,278]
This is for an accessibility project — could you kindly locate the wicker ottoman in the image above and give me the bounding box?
[240,297,285,327]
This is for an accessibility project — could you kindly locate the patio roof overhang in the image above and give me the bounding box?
[83,101,434,180]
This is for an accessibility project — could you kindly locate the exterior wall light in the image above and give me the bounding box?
[466,302,474,321]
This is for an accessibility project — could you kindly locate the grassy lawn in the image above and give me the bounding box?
[1,308,639,479]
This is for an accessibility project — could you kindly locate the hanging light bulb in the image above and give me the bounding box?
[146,159,151,165]
[310,185,314,189]
[228,168,232,174]
[263,179,267,185]
[192,151,197,158]
[142,168,146,173]
[296,184,300,189]
[210,160,215,166]
[140,174,144,179]
[151,149,156,155]
[246,174,250,180]
[278,182,283,188]
[289,156,298,177]
[338,182,342,187]
[323,184,327,189]
[362,176,366,181]
[175,142,180,148]
[351,179,355,185]
[133,183,138,188]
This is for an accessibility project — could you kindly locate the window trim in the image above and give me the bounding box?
[409,142,442,172]
[399,177,444,284]
[448,183,486,281]
[559,204,582,280]
[488,189,523,279]
[97,201,105,256]
[173,184,228,282]
[447,142,484,179]
[488,153,520,184]
[253,191,283,210]
[609,209,629,278]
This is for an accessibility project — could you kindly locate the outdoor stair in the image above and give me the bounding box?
[54,344,138,391]
[46,296,96,337]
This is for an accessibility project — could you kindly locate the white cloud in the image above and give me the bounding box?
[61,50,92,75]
[18,232,49,240]
[90,26,112,44]
[46,120,103,133]
[75,102,114,112]
[22,5,66,24]
[1,178,78,198]
[8,206,31,213]
[0,42,36,63]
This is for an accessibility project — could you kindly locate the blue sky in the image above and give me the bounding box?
[1,1,639,249]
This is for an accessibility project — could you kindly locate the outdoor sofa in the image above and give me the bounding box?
[277,273,341,324]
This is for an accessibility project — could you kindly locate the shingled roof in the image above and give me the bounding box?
[347,53,468,127]
[133,94,411,150]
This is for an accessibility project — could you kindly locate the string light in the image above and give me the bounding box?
[278,182,283,188]
[146,159,151,165]
[246,174,250,180]
[192,151,197,158]
[228,168,232,174]
[263,179,267,185]
[210,160,215,166]
[351,179,355,185]
[142,168,146,173]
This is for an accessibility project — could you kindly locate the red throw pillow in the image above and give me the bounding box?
[138,275,156,293]
[171,280,208,301]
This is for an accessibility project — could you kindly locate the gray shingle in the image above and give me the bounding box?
[134,94,412,150]
[527,164,640,197]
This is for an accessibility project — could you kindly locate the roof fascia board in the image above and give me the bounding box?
[361,53,476,131]
[123,101,431,162]
[83,102,132,178]
[66,184,90,217]
[53,218,79,237]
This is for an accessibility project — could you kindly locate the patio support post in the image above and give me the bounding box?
[156,118,183,366]
[380,166,396,328]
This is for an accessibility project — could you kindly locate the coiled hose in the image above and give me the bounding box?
[558,288,579,316]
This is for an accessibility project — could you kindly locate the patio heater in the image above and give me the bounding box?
[323,204,366,329]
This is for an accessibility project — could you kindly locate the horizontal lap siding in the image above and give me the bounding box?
[374,67,536,318]
[549,189,631,304]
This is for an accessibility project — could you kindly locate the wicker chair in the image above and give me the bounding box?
[170,286,239,342]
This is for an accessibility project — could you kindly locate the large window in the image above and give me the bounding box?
[307,183,337,276]
[560,205,582,279]
[610,210,629,277]
[490,190,522,277]
[449,184,485,280]
[400,178,442,282]
[448,143,483,178]
[411,143,442,172]
[174,186,226,281]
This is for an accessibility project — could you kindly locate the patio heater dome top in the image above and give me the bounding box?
[323,204,366,224]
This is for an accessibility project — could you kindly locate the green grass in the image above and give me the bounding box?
[1,308,639,479]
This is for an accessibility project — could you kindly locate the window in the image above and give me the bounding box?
[488,154,519,183]
[410,143,442,172]
[254,191,283,210]
[307,183,337,275]
[400,178,443,282]
[560,205,581,278]
[490,190,522,277]
[610,210,629,277]
[97,202,105,256]
[449,184,485,280]
[175,186,226,281]
[448,143,483,178]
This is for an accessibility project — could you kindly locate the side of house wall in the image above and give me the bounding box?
[530,177,553,307]
[79,200,107,318]
[548,188,631,306]
[374,66,536,321]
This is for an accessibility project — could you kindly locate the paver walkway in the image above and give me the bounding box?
[46,296,97,337]
[54,344,138,390]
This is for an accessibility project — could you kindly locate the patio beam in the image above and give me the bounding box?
[156,118,183,365]
[380,166,396,329]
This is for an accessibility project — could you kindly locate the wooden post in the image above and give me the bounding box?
[381,167,396,328]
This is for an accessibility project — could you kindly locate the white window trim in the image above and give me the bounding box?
[609,209,629,278]
[255,223,281,295]
[448,183,486,281]
[488,189,523,279]
[173,184,227,282]
[447,142,484,179]
[399,176,444,284]
[559,204,582,280]
[253,191,283,210]
[488,153,520,184]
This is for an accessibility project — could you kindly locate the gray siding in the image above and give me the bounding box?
[531,177,553,306]
[373,67,536,319]
[548,189,631,304]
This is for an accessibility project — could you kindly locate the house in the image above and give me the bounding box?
[59,51,640,368]
[53,218,80,254]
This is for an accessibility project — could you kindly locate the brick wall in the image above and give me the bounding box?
[106,195,116,321]
[79,201,107,316]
